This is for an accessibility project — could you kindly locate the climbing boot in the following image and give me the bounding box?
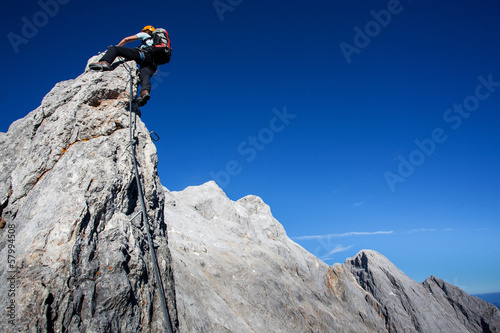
[89,60,111,71]
[138,90,150,106]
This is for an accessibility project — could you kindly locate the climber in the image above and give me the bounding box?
[89,25,169,107]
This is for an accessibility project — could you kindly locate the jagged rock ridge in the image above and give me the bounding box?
[165,181,500,333]
[0,56,178,332]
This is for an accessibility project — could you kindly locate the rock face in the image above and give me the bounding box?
[164,182,385,333]
[165,181,500,333]
[422,276,500,332]
[0,56,178,332]
[1,56,499,333]
[346,250,500,332]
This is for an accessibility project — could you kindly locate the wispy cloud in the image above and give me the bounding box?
[405,228,437,233]
[352,196,371,207]
[293,230,394,241]
[404,228,454,234]
[293,228,454,241]
[319,244,354,261]
[328,245,353,255]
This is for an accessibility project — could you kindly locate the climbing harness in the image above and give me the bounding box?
[138,50,146,64]
[122,60,174,333]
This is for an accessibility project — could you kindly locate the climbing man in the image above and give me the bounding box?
[89,25,171,107]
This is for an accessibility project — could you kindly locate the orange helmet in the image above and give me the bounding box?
[142,25,155,32]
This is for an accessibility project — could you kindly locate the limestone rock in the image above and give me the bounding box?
[165,182,386,332]
[343,250,500,332]
[0,56,178,332]
[166,182,500,333]
[423,276,500,332]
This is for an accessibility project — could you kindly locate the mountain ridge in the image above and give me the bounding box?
[165,180,500,332]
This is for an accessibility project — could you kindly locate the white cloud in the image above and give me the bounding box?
[293,230,393,240]
[406,228,437,233]
[352,196,371,207]
[328,245,353,255]
[293,228,453,241]
[404,228,454,234]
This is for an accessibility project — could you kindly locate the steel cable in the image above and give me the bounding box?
[122,60,174,333]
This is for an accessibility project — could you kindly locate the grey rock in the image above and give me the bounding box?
[423,276,500,332]
[166,182,500,333]
[0,56,178,332]
[165,182,387,332]
[345,250,500,332]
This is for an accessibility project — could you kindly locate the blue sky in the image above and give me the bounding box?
[2,0,499,294]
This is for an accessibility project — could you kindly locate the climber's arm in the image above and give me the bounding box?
[117,35,139,47]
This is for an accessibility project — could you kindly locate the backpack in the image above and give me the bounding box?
[148,28,172,65]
